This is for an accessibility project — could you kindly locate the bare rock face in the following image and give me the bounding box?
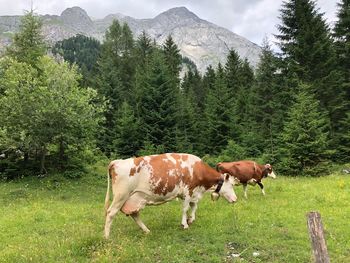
[0,6,262,73]
[60,6,94,33]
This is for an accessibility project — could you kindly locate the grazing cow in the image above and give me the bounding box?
[104,153,238,238]
[216,160,276,199]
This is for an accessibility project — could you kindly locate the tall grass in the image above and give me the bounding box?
[0,166,349,262]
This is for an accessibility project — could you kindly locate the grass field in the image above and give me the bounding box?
[1,164,350,262]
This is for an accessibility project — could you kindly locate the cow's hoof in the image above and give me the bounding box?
[211,192,220,201]
[187,218,194,225]
[181,224,189,229]
[143,229,150,234]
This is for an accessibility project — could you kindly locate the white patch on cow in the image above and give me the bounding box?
[113,158,135,179]
[247,178,257,186]
[180,154,200,178]
[190,185,206,202]
[167,168,177,177]
[268,171,277,179]
[166,153,177,165]
[162,181,168,194]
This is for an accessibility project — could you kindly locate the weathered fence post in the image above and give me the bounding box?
[307,211,330,263]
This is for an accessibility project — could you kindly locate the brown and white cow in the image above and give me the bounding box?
[216,160,276,199]
[104,153,238,238]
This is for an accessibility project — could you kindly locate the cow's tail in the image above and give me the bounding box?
[104,165,111,216]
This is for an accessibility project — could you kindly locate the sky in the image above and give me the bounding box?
[0,0,340,46]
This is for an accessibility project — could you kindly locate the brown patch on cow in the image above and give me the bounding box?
[147,154,223,196]
[189,162,222,191]
[109,161,118,184]
[129,157,144,176]
[217,161,267,183]
[149,154,182,195]
[130,167,137,176]
[181,154,189,162]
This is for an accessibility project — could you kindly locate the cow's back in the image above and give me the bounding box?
[110,153,205,195]
[147,153,203,195]
[219,161,260,183]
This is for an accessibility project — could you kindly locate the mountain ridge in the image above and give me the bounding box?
[0,6,262,73]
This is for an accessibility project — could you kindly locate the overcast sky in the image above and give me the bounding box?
[0,0,339,46]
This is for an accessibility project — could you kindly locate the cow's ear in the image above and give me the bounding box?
[225,173,230,181]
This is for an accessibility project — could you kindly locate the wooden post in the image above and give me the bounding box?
[307,212,330,263]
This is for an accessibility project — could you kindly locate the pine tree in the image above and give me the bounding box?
[234,59,259,156]
[134,31,154,68]
[333,0,350,92]
[162,35,182,85]
[276,0,345,144]
[333,0,350,161]
[178,69,203,153]
[96,20,136,155]
[278,84,330,176]
[137,50,179,152]
[337,112,350,162]
[181,68,204,110]
[253,40,285,156]
[6,10,46,66]
[203,64,234,154]
[52,34,101,87]
[224,49,242,94]
[113,101,141,158]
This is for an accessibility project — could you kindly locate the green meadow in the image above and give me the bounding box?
[1,165,349,262]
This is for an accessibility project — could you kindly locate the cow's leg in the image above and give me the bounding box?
[187,202,198,225]
[257,182,265,195]
[104,195,129,239]
[131,212,150,233]
[181,197,191,229]
[243,183,248,199]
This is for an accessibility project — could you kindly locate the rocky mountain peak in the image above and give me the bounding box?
[60,6,93,32]
[0,6,262,73]
[154,6,201,25]
[157,7,199,19]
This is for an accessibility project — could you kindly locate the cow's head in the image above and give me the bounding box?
[211,173,238,203]
[264,164,276,179]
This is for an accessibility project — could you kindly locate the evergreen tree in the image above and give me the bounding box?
[181,68,204,109]
[134,32,155,117]
[278,84,330,176]
[175,93,198,153]
[333,0,350,95]
[234,59,259,156]
[162,35,182,85]
[203,64,234,154]
[253,40,285,156]
[113,101,141,158]
[52,34,101,87]
[333,0,350,161]
[119,23,136,99]
[137,50,179,152]
[224,49,242,94]
[96,20,136,154]
[6,10,46,67]
[276,0,345,143]
[134,31,154,68]
[337,111,350,162]
[178,69,203,153]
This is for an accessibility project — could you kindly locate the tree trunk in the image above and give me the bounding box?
[307,211,330,263]
[40,146,47,174]
[59,137,65,171]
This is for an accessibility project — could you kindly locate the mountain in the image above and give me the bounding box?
[0,6,262,73]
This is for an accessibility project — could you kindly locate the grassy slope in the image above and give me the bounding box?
[0,165,349,262]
